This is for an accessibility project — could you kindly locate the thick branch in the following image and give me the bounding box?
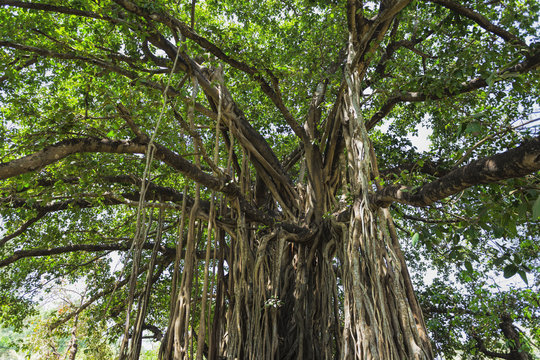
[367,47,540,129]
[348,0,412,76]
[0,242,203,268]
[0,0,123,23]
[0,139,311,238]
[111,0,308,142]
[428,0,527,46]
[0,138,145,180]
[0,138,247,217]
[374,135,540,207]
[0,210,47,247]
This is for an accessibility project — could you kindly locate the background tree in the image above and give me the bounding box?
[0,0,539,359]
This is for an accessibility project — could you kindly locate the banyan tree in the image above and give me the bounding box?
[0,0,539,359]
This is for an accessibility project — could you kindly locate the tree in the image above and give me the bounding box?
[16,283,118,360]
[0,0,538,359]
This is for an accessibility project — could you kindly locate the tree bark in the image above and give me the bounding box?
[337,39,434,359]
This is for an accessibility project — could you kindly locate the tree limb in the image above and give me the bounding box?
[428,0,527,47]
[111,0,309,143]
[366,46,540,129]
[0,139,311,238]
[0,138,146,181]
[0,0,124,24]
[374,135,540,207]
[0,242,205,268]
[473,335,512,360]
[0,210,47,247]
[0,137,253,220]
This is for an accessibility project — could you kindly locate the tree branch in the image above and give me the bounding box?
[0,138,145,181]
[0,210,47,247]
[374,135,540,207]
[473,335,512,360]
[111,0,309,143]
[0,242,204,268]
[0,0,124,24]
[428,0,527,47]
[366,46,540,129]
[0,139,311,238]
[0,137,249,219]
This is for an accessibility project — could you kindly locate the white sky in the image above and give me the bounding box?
[409,123,433,153]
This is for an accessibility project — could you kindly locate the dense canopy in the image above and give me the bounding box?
[0,0,539,359]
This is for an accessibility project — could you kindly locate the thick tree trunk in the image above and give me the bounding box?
[159,61,434,360]
[340,204,433,359]
[215,214,432,359]
[337,53,434,359]
[219,228,342,360]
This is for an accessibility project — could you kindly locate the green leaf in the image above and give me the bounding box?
[411,232,420,247]
[493,225,505,238]
[464,261,473,274]
[518,270,529,285]
[503,264,518,279]
[486,72,496,87]
[532,195,540,219]
[464,122,482,135]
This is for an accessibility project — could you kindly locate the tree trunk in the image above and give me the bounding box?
[159,47,434,360]
[334,47,433,359]
[211,201,433,359]
[500,314,531,360]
